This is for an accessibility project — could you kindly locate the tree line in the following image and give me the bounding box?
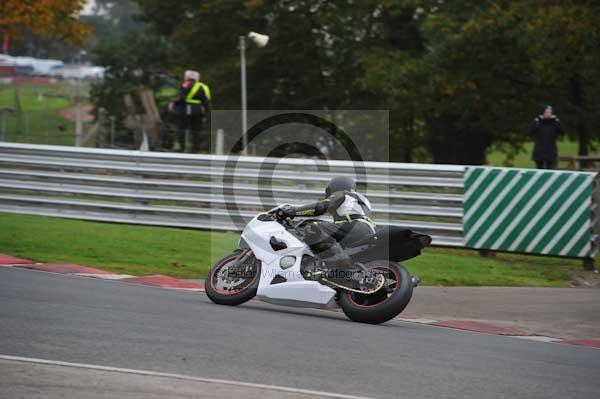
[81,1,600,163]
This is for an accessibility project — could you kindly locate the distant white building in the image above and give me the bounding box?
[0,54,104,80]
[53,65,105,80]
[0,55,63,75]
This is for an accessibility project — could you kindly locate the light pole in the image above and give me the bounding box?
[240,32,269,155]
[75,49,87,147]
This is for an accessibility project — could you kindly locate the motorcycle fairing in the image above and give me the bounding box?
[241,215,337,308]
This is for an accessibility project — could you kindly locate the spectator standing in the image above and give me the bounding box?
[168,70,211,152]
[530,105,564,169]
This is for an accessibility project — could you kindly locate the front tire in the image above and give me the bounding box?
[338,261,413,324]
[205,250,261,306]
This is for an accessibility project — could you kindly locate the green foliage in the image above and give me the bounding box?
[362,0,600,163]
[0,83,79,145]
[522,1,600,156]
[88,0,600,162]
[89,32,171,144]
[82,0,145,45]
[133,0,382,110]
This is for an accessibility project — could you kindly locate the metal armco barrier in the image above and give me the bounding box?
[0,142,597,263]
[0,142,464,247]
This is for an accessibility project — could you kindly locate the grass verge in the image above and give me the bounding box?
[0,82,85,146]
[0,213,586,287]
[486,138,581,168]
[0,213,237,278]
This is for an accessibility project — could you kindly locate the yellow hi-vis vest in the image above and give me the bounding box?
[185,81,211,105]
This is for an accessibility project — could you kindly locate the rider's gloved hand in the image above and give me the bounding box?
[277,205,296,219]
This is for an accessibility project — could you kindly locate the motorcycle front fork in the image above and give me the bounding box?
[228,249,254,272]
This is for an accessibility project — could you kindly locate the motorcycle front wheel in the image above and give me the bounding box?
[205,250,261,306]
[338,261,413,324]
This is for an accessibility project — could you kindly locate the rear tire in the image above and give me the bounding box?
[205,250,260,306]
[338,261,413,324]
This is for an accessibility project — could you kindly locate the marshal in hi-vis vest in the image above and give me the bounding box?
[185,81,211,105]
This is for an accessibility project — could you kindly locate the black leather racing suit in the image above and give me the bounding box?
[284,190,376,269]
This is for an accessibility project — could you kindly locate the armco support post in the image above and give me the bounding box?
[583,258,595,271]
[478,249,496,259]
[587,175,600,270]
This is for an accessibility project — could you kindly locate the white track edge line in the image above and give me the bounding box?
[508,335,560,343]
[74,273,135,280]
[396,318,438,324]
[0,354,379,399]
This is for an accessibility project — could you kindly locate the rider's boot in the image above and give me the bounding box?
[318,249,362,289]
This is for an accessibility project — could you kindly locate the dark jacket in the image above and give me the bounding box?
[530,115,564,161]
[289,191,373,222]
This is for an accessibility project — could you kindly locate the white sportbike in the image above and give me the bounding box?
[205,206,431,324]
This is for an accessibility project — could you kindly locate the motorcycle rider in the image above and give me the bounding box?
[277,176,375,278]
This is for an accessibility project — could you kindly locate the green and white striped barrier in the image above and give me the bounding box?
[463,167,598,259]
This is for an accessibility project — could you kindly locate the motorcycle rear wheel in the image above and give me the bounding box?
[338,261,413,324]
[205,250,261,306]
